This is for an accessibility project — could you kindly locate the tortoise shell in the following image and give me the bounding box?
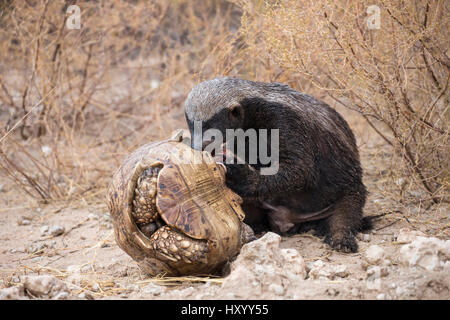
[107,131,251,276]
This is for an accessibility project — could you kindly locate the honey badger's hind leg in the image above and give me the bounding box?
[318,188,367,253]
[241,201,271,235]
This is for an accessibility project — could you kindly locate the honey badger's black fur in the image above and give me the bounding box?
[184,77,368,252]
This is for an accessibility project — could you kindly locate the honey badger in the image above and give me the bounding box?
[184,77,368,252]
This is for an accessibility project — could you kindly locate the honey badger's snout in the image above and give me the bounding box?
[191,137,214,152]
[190,129,226,160]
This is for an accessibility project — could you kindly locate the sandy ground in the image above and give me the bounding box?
[0,108,449,300]
[0,188,448,299]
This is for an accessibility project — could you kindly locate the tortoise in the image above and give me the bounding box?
[107,130,255,276]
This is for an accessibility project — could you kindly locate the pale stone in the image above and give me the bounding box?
[22,275,68,298]
[364,245,385,265]
[399,236,450,271]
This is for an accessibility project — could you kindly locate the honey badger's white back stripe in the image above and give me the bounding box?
[184,77,353,152]
[185,77,245,122]
[185,77,326,123]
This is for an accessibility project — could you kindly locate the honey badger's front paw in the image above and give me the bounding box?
[225,164,257,197]
[325,231,358,253]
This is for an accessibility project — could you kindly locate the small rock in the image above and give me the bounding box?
[48,240,57,249]
[395,286,407,297]
[195,293,205,300]
[279,248,307,279]
[308,261,348,280]
[332,265,349,278]
[366,266,389,280]
[49,225,65,236]
[350,288,360,297]
[92,283,100,292]
[40,225,49,235]
[364,245,385,265]
[141,283,165,296]
[225,292,235,299]
[18,218,31,226]
[126,284,139,292]
[376,293,386,300]
[100,222,113,229]
[171,286,195,297]
[396,228,426,243]
[308,260,325,278]
[26,243,47,254]
[84,292,94,300]
[444,261,450,272]
[0,286,27,300]
[53,291,69,300]
[22,275,68,298]
[41,145,52,156]
[381,258,392,266]
[395,282,417,298]
[268,284,284,296]
[0,184,4,192]
[87,213,97,220]
[326,288,338,296]
[66,265,81,274]
[81,265,91,273]
[221,232,306,299]
[399,236,449,271]
[150,79,160,89]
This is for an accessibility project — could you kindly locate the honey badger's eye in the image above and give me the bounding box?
[229,105,243,120]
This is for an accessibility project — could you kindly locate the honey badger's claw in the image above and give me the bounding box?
[150,226,208,264]
[325,232,358,253]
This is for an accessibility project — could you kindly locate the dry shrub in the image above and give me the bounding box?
[0,0,243,201]
[0,0,448,207]
[234,0,449,203]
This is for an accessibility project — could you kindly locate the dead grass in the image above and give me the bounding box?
[0,0,448,212]
[0,0,245,202]
[235,0,449,204]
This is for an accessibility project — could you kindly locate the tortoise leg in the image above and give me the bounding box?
[132,165,163,237]
[149,226,208,265]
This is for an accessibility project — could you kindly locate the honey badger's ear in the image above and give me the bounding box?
[228,105,243,121]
